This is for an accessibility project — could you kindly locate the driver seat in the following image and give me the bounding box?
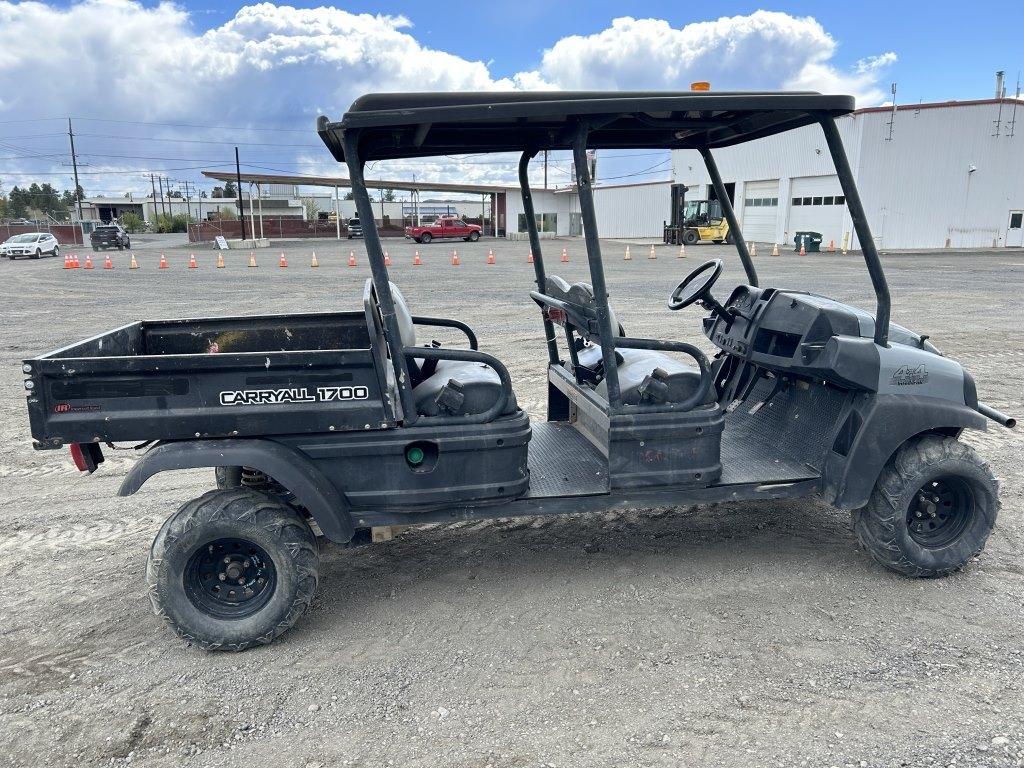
[386,283,519,418]
[546,276,713,408]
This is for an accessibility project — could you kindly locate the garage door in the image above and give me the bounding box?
[788,175,845,246]
[740,180,779,245]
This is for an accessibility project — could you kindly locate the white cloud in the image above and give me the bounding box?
[0,2,896,193]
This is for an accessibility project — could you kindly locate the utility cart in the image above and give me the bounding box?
[23,91,1016,651]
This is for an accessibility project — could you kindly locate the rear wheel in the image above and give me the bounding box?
[419,232,432,244]
[683,229,700,245]
[852,435,998,577]
[146,488,319,651]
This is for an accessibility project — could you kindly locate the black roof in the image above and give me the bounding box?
[317,91,855,162]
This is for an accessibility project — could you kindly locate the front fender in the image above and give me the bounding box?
[824,394,987,509]
[119,438,355,542]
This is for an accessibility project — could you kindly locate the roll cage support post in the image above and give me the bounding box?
[518,150,561,367]
[572,122,623,410]
[817,115,891,347]
[698,146,758,287]
[342,129,418,423]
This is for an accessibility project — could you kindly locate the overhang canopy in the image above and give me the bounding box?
[317,91,856,162]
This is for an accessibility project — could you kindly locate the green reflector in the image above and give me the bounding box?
[406,446,424,465]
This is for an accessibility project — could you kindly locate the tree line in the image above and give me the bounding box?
[0,180,85,221]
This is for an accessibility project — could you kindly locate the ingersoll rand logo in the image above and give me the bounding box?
[219,386,369,406]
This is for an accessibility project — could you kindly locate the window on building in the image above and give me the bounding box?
[793,198,803,206]
[802,197,812,205]
[1010,212,1023,229]
[835,195,845,205]
[812,196,823,205]
[518,212,557,233]
[770,197,778,206]
[823,196,834,205]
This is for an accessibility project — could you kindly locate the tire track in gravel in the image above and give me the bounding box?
[0,513,165,554]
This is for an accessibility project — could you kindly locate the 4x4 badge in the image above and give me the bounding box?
[891,364,929,386]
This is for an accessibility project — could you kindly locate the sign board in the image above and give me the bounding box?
[215,235,229,250]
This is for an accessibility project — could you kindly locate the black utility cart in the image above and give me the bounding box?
[23,91,1015,651]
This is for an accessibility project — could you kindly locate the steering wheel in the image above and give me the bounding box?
[668,259,724,311]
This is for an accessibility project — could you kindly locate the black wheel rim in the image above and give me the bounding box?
[184,538,277,619]
[906,475,975,548]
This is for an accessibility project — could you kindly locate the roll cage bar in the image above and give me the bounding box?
[321,91,891,424]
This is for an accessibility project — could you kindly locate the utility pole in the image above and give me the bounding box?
[235,147,247,240]
[67,118,83,221]
[157,176,166,217]
[543,150,548,189]
[149,174,158,225]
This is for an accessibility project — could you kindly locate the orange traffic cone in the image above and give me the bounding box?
[348,250,356,267]
[159,253,168,269]
[827,239,836,253]
[384,251,392,266]
[486,249,495,265]
[624,246,632,261]
[561,248,569,263]
[63,252,74,269]
[279,252,288,268]
[71,253,80,268]
[413,250,422,266]
[799,243,806,256]
[527,251,534,264]
[648,245,657,260]
[188,253,198,269]
[129,253,139,269]
[103,254,113,269]
[451,249,460,266]
[310,251,319,268]
[84,254,94,270]
[248,252,257,268]
[749,242,757,257]
[771,243,779,257]
[216,252,225,269]
[678,243,686,259]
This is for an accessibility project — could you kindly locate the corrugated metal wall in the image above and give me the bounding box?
[591,182,672,238]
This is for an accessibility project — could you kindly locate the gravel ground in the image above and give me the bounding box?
[1,238,1022,768]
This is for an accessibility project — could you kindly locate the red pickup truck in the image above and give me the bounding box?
[404,216,482,244]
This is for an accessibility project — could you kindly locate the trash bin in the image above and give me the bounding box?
[794,231,823,253]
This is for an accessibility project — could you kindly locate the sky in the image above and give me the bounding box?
[0,0,1020,200]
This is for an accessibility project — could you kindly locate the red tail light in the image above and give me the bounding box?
[69,443,103,473]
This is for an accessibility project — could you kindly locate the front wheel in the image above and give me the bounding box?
[852,435,999,578]
[419,232,432,244]
[146,488,319,651]
[682,229,700,245]
[52,246,59,258]
[467,231,480,242]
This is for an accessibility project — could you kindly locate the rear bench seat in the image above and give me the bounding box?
[388,283,519,418]
[546,276,714,408]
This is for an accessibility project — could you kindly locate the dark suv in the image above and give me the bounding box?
[346,217,363,239]
[90,223,131,251]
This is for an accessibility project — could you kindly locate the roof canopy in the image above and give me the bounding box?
[317,91,855,163]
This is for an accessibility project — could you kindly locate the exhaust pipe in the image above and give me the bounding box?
[977,402,1016,429]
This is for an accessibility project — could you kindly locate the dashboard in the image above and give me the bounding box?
[702,285,882,390]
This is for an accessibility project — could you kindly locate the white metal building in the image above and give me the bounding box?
[671,97,1024,250]
[505,180,672,239]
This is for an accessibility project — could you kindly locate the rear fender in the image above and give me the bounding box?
[824,394,987,509]
[118,438,355,542]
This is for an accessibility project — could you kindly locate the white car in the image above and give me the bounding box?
[2,232,60,260]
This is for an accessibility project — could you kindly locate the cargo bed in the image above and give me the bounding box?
[24,311,393,448]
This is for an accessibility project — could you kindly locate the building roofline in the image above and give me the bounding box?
[855,97,1024,115]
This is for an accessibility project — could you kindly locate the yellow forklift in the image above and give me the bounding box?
[663,183,733,245]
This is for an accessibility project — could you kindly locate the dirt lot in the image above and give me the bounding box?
[2,238,1022,768]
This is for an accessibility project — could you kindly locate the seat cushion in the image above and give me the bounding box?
[595,351,713,407]
[412,359,519,417]
[575,344,647,373]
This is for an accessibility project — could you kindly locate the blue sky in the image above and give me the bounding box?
[1,1,1020,198]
